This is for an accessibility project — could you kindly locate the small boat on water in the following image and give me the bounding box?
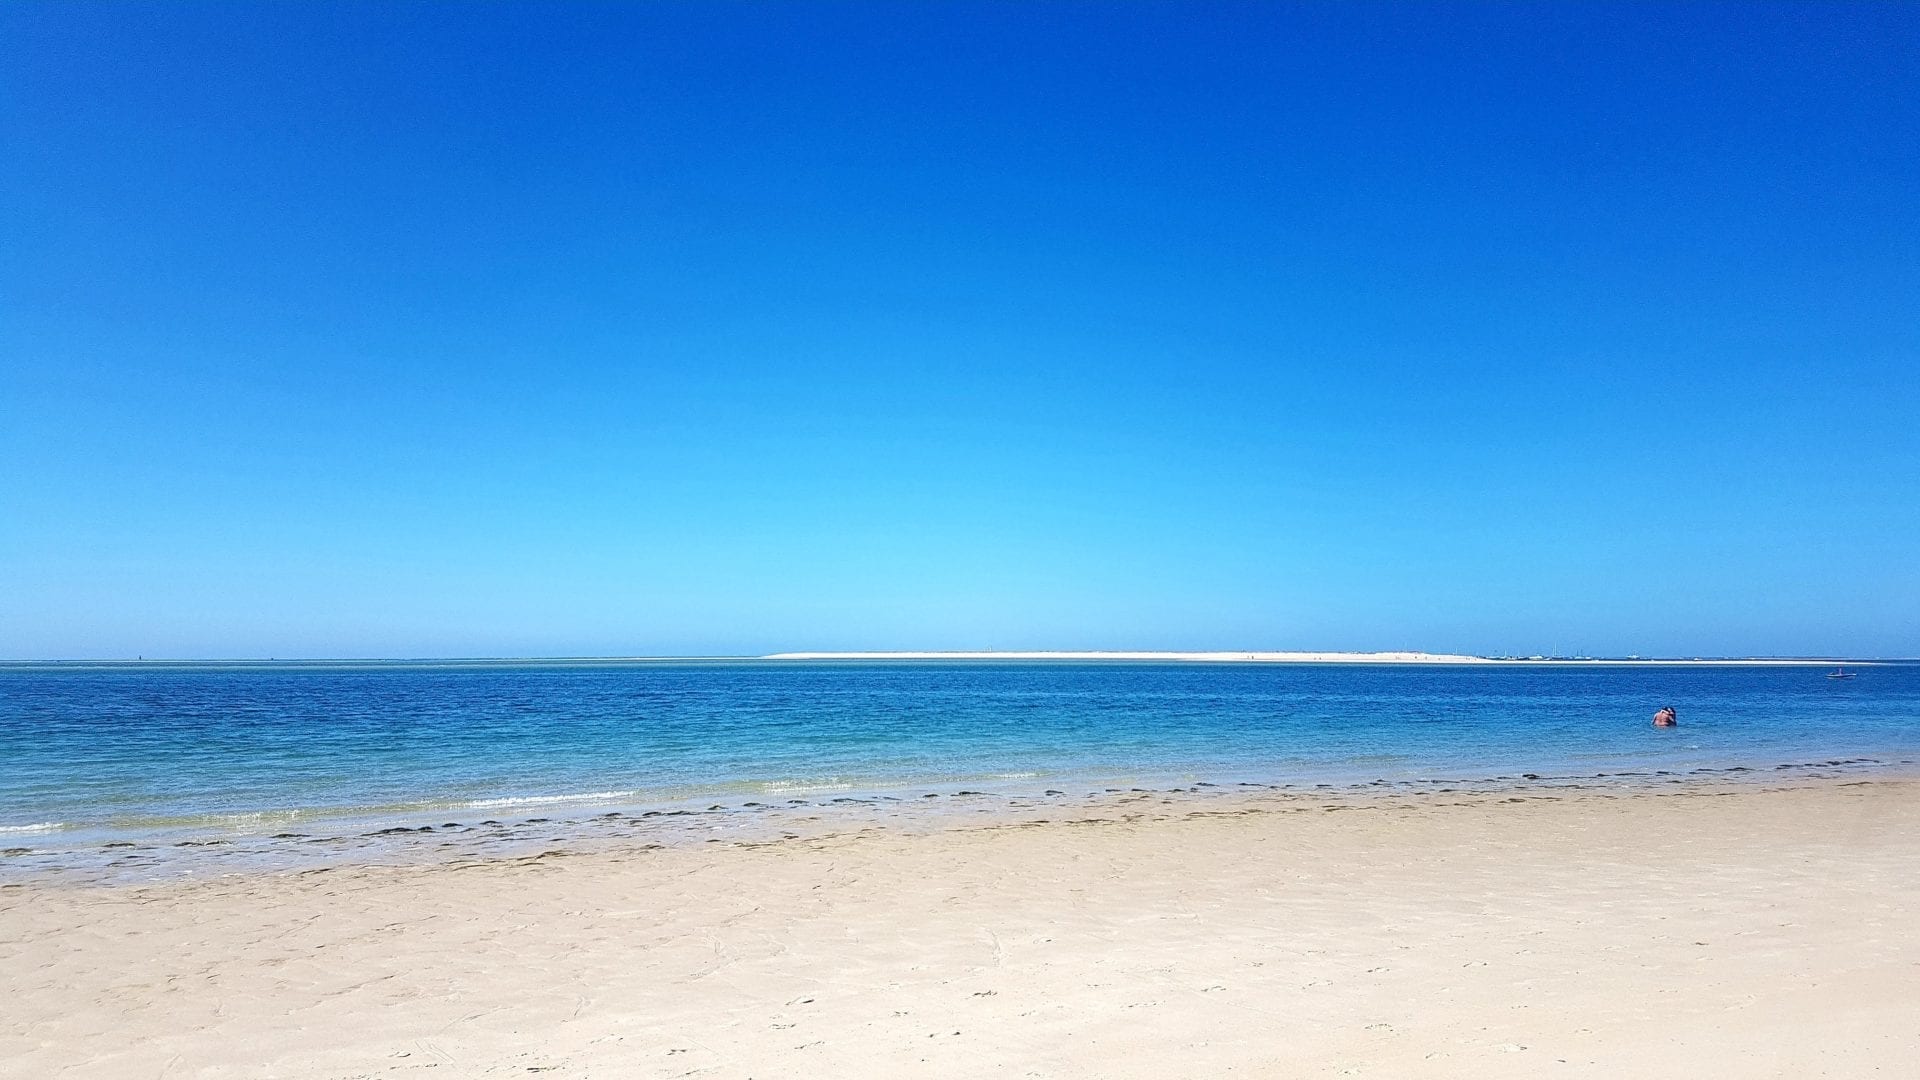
[1826,667,1855,679]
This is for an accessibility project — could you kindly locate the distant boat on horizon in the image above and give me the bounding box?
[1827,667,1856,679]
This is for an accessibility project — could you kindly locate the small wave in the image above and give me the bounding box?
[105,809,314,831]
[995,772,1039,780]
[458,791,636,810]
[760,781,855,795]
[0,822,65,834]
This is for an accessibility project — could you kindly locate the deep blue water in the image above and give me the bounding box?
[3,661,1917,850]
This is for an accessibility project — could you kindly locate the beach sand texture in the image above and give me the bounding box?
[4,780,1916,1078]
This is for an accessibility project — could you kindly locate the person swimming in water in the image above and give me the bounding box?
[1652,705,1678,727]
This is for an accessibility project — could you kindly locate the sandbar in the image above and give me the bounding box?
[760,650,1861,664]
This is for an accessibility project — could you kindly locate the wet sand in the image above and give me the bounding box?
[4,779,1917,1078]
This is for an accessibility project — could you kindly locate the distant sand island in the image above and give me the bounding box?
[762,650,1854,665]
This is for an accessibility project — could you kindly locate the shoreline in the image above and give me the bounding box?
[8,757,1914,888]
[5,775,1916,1077]
[9,659,1911,882]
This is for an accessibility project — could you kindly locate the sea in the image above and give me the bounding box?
[3,660,1916,881]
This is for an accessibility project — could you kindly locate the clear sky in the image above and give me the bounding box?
[3,2,1916,659]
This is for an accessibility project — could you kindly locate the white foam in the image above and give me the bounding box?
[0,822,64,834]
[459,791,635,810]
[760,781,855,795]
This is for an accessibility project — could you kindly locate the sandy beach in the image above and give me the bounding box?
[5,778,1916,1079]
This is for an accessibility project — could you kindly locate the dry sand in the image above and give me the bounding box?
[4,780,1917,1078]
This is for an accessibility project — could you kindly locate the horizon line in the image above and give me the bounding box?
[1,651,1903,666]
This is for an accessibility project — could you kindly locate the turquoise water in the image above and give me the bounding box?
[3,660,1916,863]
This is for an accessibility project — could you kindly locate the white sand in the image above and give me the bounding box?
[4,780,1917,1078]
[759,651,1856,664]
[764,653,1497,661]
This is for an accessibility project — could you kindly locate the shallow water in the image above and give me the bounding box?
[3,660,1916,878]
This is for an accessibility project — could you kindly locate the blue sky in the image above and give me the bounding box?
[3,2,1916,659]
